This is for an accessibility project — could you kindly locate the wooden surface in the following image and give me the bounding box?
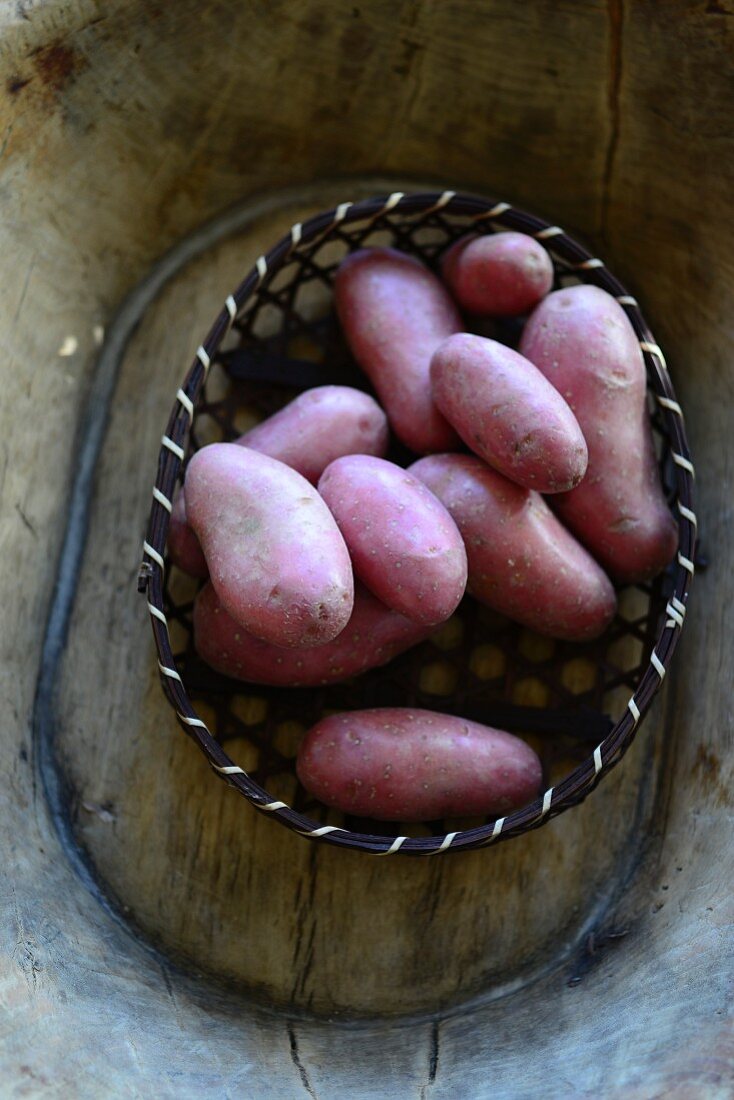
[0,0,732,1096]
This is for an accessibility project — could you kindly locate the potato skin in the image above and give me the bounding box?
[430,333,588,493]
[333,248,462,454]
[410,454,616,641]
[167,488,208,578]
[318,455,467,625]
[185,443,353,647]
[519,285,677,582]
[441,232,554,316]
[193,582,432,686]
[237,385,389,484]
[296,708,542,821]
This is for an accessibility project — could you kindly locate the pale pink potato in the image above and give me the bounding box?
[318,455,467,626]
[296,708,542,821]
[430,333,588,493]
[236,385,389,484]
[441,232,554,316]
[519,285,678,583]
[193,582,433,686]
[185,443,353,647]
[410,454,617,641]
[333,248,462,454]
[167,487,208,578]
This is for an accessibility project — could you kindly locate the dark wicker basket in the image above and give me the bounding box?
[138,190,696,856]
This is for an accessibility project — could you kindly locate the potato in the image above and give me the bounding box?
[296,708,542,821]
[167,487,208,578]
[237,385,389,484]
[193,582,433,686]
[430,333,588,492]
[185,443,353,647]
[333,247,461,453]
[318,455,467,625]
[519,285,678,582]
[441,231,554,316]
[410,454,616,641]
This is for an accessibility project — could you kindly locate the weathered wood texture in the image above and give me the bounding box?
[0,1,731,1097]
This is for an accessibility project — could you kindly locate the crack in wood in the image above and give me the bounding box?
[288,1024,319,1100]
[601,0,624,242]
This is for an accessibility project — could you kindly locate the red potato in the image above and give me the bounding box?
[185,443,353,647]
[519,285,678,582]
[410,454,616,641]
[333,248,462,454]
[441,232,554,317]
[318,455,467,626]
[236,385,389,484]
[296,708,542,821]
[167,488,208,578]
[430,333,588,493]
[193,582,433,687]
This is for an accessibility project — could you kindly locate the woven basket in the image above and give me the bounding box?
[138,190,696,856]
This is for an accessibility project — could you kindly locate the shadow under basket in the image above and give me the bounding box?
[139,190,696,856]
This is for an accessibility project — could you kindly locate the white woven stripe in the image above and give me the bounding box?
[196,346,211,372]
[429,190,455,212]
[678,502,697,528]
[672,453,695,476]
[678,552,695,575]
[152,487,172,513]
[255,255,267,279]
[650,651,666,680]
[161,435,185,461]
[491,817,505,839]
[382,191,404,213]
[147,602,168,626]
[176,388,194,421]
[665,601,685,628]
[177,713,208,730]
[576,258,604,269]
[158,662,182,683]
[290,222,302,247]
[541,788,553,817]
[640,341,668,369]
[225,295,237,321]
[593,745,603,775]
[671,595,687,616]
[379,836,408,855]
[334,202,352,223]
[260,800,287,812]
[628,698,641,723]
[474,201,511,221]
[617,295,639,306]
[303,825,343,837]
[657,396,683,416]
[213,764,246,775]
[535,225,563,239]
[142,540,164,569]
[428,831,458,855]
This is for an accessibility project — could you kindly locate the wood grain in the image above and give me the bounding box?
[0,0,731,1095]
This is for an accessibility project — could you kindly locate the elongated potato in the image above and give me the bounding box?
[519,285,677,582]
[430,333,588,492]
[333,248,461,453]
[441,232,554,316]
[193,582,432,686]
[185,443,353,647]
[237,385,389,484]
[318,455,467,625]
[296,708,542,821]
[167,488,208,578]
[410,454,616,641]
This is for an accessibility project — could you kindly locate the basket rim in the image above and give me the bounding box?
[139,189,696,856]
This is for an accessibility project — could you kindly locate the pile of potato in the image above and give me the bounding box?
[168,232,677,824]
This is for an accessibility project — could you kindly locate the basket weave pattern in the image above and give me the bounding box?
[139,191,696,856]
